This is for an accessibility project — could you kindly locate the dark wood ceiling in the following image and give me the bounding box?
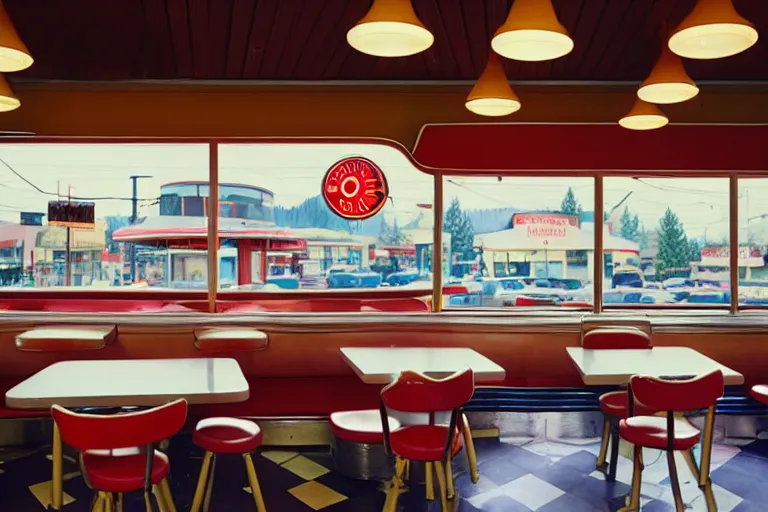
[5,0,768,82]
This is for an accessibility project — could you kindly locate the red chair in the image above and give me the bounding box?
[51,399,187,512]
[379,369,474,512]
[619,370,724,512]
[582,327,654,480]
[330,409,479,485]
[750,384,768,405]
[191,417,267,512]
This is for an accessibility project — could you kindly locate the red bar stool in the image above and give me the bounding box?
[618,369,724,512]
[191,417,267,512]
[51,399,187,512]
[751,384,768,405]
[582,327,654,480]
[380,369,474,512]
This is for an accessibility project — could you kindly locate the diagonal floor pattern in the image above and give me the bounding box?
[1,432,768,511]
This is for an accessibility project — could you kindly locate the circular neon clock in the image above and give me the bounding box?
[321,157,389,220]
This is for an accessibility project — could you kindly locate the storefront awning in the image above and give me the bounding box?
[413,124,768,173]
[113,216,300,243]
[475,225,638,252]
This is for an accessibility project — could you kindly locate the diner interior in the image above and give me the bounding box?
[1,0,768,511]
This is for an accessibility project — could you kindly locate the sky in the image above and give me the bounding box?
[0,142,765,243]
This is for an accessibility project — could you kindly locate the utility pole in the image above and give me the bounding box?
[65,185,71,286]
[129,175,152,283]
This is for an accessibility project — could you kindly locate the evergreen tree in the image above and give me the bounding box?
[619,206,640,241]
[638,226,650,251]
[444,197,475,258]
[560,187,583,217]
[656,208,691,273]
[688,238,702,262]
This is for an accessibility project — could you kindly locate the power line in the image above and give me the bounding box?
[0,156,160,201]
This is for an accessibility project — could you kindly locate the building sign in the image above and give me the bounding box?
[512,213,577,238]
[322,157,388,220]
[701,246,761,259]
[47,201,96,229]
[20,212,44,226]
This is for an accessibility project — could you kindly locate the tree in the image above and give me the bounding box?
[619,206,640,242]
[688,238,702,262]
[444,197,475,258]
[656,208,691,274]
[638,226,650,251]
[560,187,583,217]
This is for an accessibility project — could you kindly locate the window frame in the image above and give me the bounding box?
[0,136,763,315]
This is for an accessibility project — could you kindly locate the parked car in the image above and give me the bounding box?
[684,290,730,304]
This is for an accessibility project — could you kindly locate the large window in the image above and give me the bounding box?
[739,178,768,307]
[0,144,209,290]
[0,138,764,315]
[441,177,594,308]
[602,177,729,308]
[217,144,434,292]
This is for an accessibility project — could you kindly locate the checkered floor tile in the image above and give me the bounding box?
[2,431,768,511]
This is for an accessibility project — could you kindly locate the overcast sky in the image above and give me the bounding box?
[0,143,763,243]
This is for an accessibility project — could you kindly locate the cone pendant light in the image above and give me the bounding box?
[0,2,32,72]
[492,0,574,62]
[466,51,521,117]
[0,73,19,112]
[619,99,668,130]
[638,44,699,104]
[669,0,758,59]
[347,0,434,57]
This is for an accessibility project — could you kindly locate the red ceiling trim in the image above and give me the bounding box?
[411,123,768,174]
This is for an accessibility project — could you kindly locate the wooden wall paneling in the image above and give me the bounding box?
[242,0,280,78]
[614,0,683,81]
[532,0,570,80]
[275,0,326,78]
[433,0,474,79]
[188,0,213,78]
[259,0,303,79]
[141,0,179,78]
[577,0,633,80]
[415,0,460,79]
[166,0,195,77]
[224,0,257,78]
[313,0,368,80]
[461,0,489,78]
[207,0,235,78]
[591,0,652,81]
[559,0,608,79]
[549,0,582,78]
[292,0,350,79]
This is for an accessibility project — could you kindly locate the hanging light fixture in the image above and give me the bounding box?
[347,0,433,57]
[0,2,32,72]
[637,44,699,104]
[619,98,668,130]
[492,0,574,62]
[466,51,521,117]
[669,0,758,59]
[0,74,19,112]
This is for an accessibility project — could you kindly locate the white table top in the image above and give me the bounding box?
[5,358,249,409]
[340,347,506,384]
[566,347,744,386]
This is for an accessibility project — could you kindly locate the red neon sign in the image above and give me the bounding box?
[322,157,388,220]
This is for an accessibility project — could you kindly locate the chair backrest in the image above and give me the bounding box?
[582,327,652,349]
[630,370,724,412]
[381,369,474,413]
[51,399,188,450]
